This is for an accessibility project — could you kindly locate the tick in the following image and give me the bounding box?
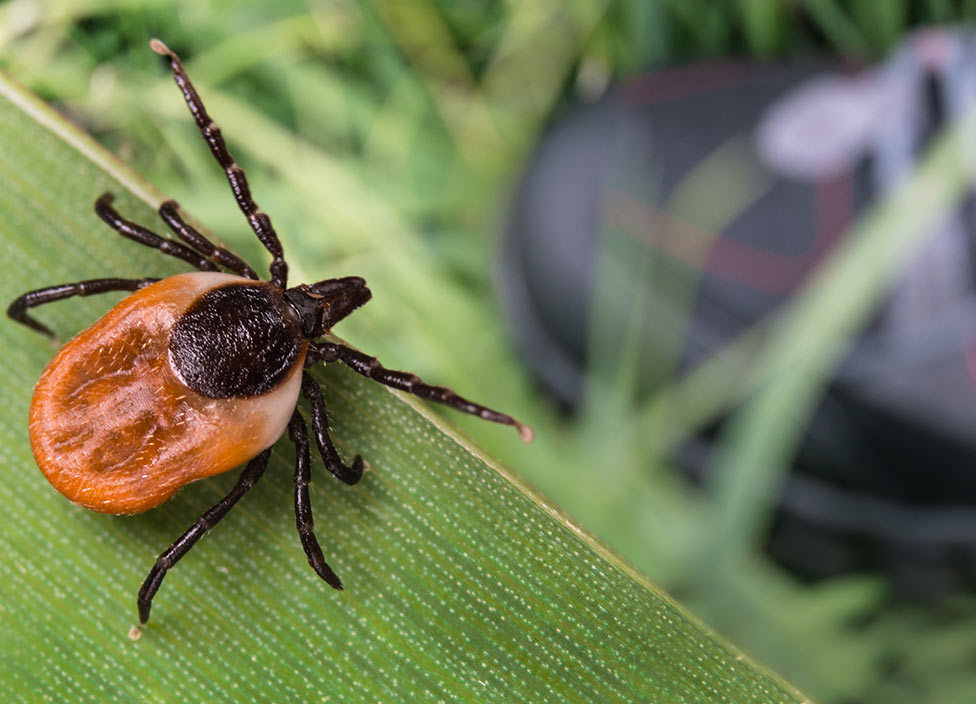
[8,39,532,632]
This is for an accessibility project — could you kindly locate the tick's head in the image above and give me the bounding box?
[283,277,372,339]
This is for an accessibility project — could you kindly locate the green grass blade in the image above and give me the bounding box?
[0,70,811,703]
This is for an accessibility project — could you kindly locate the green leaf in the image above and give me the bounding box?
[0,71,811,703]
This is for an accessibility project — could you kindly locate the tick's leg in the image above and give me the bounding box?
[289,409,343,590]
[301,373,364,485]
[158,200,259,280]
[7,277,160,337]
[95,193,219,272]
[310,342,534,442]
[150,39,287,289]
[136,449,271,626]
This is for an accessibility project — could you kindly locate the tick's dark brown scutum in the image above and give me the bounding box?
[170,283,305,398]
[8,38,533,632]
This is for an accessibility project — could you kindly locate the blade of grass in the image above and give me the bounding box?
[0,70,812,703]
[798,0,871,56]
[372,0,503,166]
[849,0,907,54]
[736,0,784,56]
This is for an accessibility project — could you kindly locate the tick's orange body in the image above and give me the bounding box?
[29,272,305,514]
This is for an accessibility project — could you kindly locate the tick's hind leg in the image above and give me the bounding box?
[135,448,271,628]
[158,200,259,280]
[289,409,343,590]
[301,373,364,485]
[95,193,219,272]
[7,277,160,337]
[150,39,288,289]
[309,342,535,442]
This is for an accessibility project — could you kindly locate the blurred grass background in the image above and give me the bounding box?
[3,1,976,702]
